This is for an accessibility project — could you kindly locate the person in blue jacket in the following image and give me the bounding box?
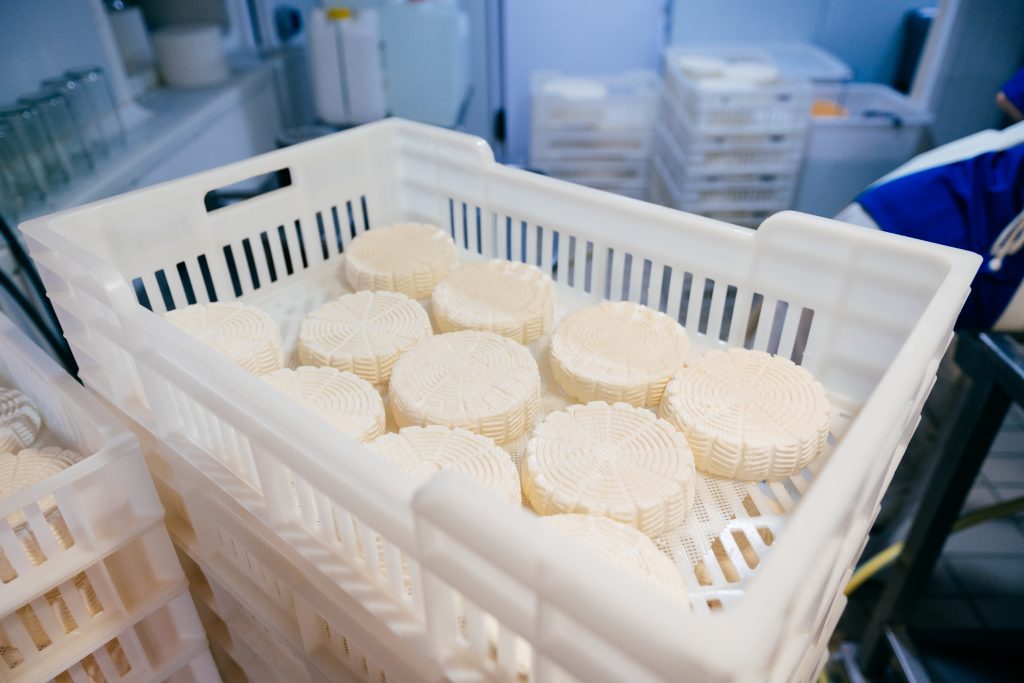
[840,68,1024,534]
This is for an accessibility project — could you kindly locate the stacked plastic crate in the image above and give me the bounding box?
[0,314,218,683]
[651,46,814,228]
[529,70,658,199]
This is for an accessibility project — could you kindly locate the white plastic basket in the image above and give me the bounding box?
[45,591,209,683]
[529,128,652,163]
[652,149,796,213]
[530,70,658,132]
[23,119,979,683]
[657,99,805,175]
[0,312,213,682]
[663,48,812,135]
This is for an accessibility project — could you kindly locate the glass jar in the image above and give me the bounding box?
[0,117,47,215]
[65,67,125,150]
[19,90,94,178]
[0,104,67,194]
[41,75,109,162]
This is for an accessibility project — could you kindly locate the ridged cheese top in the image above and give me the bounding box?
[344,223,458,299]
[431,260,556,344]
[299,291,432,386]
[263,366,385,443]
[540,514,689,602]
[0,447,83,526]
[550,301,689,407]
[164,302,284,376]
[524,401,695,537]
[389,330,541,443]
[0,388,41,453]
[369,425,521,504]
[659,348,831,481]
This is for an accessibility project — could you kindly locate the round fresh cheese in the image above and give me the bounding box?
[299,290,432,386]
[431,260,556,344]
[164,302,284,376]
[389,330,541,443]
[524,402,695,537]
[0,447,82,538]
[540,514,689,602]
[369,425,521,504]
[659,348,831,481]
[550,301,689,407]
[0,388,41,453]
[344,223,458,300]
[263,367,385,443]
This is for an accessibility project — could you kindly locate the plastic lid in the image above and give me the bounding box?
[327,7,353,20]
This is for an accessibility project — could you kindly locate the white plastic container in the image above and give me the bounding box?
[674,42,852,84]
[307,8,387,126]
[530,70,659,132]
[0,312,215,682]
[795,83,933,218]
[663,48,812,135]
[22,119,979,683]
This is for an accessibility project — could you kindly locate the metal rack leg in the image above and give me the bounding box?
[857,375,1009,675]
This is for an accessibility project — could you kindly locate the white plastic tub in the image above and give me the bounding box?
[22,119,978,683]
[794,83,933,218]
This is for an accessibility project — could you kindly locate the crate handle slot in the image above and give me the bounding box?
[204,168,293,213]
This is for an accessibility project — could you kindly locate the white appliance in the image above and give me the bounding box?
[308,7,387,126]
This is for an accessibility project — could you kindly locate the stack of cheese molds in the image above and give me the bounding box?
[0,313,218,683]
[21,119,980,683]
[651,46,813,228]
[529,70,658,199]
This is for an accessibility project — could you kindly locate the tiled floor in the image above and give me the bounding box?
[915,404,1024,633]
[903,405,1024,682]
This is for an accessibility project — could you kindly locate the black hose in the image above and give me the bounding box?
[0,268,78,376]
[0,214,78,376]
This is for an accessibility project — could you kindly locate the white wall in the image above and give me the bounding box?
[0,1,114,103]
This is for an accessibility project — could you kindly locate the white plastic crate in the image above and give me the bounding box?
[652,148,796,213]
[672,42,852,84]
[657,98,805,175]
[530,70,658,132]
[529,128,652,163]
[663,47,812,135]
[0,312,213,683]
[23,119,980,683]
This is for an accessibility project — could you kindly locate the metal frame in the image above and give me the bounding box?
[857,331,1024,676]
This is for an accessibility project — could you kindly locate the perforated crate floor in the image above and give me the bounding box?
[229,240,859,615]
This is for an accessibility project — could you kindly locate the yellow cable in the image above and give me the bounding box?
[845,495,1024,596]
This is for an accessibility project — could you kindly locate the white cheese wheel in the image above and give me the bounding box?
[263,367,385,443]
[389,330,541,443]
[524,402,695,537]
[344,223,458,300]
[431,260,556,344]
[299,290,433,386]
[550,301,689,407]
[659,348,831,481]
[540,514,689,602]
[0,388,41,453]
[164,302,284,376]
[369,425,521,504]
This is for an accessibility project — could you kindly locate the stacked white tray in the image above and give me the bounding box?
[529,70,658,199]
[0,313,217,683]
[652,47,813,227]
[21,119,979,683]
